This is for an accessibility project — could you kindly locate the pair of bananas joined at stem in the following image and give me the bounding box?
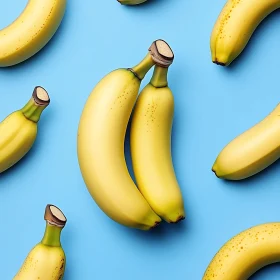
[77,40,185,230]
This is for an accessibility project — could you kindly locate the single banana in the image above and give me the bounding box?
[211,0,280,66]
[14,204,67,280]
[77,40,173,230]
[130,63,185,223]
[118,0,148,5]
[212,103,280,180]
[0,0,66,67]
[203,222,280,279]
[0,86,50,173]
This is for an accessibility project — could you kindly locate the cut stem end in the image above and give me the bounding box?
[149,39,174,67]
[33,86,50,106]
[129,39,174,81]
[44,204,67,228]
[21,86,50,123]
[150,221,161,229]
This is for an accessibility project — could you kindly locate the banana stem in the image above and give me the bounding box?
[41,204,67,247]
[21,86,50,123]
[150,65,168,88]
[129,40,174,80]
[130,54,155,80]
[41,223,62,247]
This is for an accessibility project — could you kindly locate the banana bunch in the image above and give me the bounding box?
[212,103,280,180]
[14,204,67,280]
[211,0,280,66]
[77,40,185,230]
[0,87,50,173]
[0,0,66,67]
[118,0,148,5]
[203,222,280,279]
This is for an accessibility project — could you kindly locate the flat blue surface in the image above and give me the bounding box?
[1,0,280,279]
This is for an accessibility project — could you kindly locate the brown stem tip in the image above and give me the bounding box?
[149,39,174,67]
[44,204,67,228]
[150,221,161,229]
[213,61,226,67]
[32,86,50,106]
[170,216,185,224]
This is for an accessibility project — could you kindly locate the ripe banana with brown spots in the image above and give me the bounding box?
[77,40,174,230]
[130,63,185,223]
[203,223,280,279]
[13,205,67,280]
[211,0,280,66]
[0,0,66,67]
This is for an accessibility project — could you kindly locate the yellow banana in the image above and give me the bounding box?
[118,0,147,5]
[130,64,185,223]
[0,0,66,67]
[212,103,280,180]
[203,222,280,279]
[211,0,280,66]
[77,40,173,230]
[0,86,50,173]
[14,204,67,280]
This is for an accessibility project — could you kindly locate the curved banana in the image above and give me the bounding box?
[203,222,280,279]
[0,86,50,173]
[130,64,185,223]
[212,103,280,180]
[78,40,173,230]
[211,0,280,66]
[0,0,66,67]
[118,0,148,5]
[14,204,67,280]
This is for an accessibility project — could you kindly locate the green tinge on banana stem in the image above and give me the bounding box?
[130,54,155,80]
[21,86,50,123]
[13,205,67,279]
[129,39,174,80]
[118,0,148,5]
[150,65,169,88]
[41,223,63,247]
[42,204,67,247]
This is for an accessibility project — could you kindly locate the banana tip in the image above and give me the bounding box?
[170,215,185,224]
[213,60,226,67]
[150,221,161,229]
[212,166,218,177]
[212,165,224,179]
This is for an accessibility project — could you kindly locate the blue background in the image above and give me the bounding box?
[1,0,280,279]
